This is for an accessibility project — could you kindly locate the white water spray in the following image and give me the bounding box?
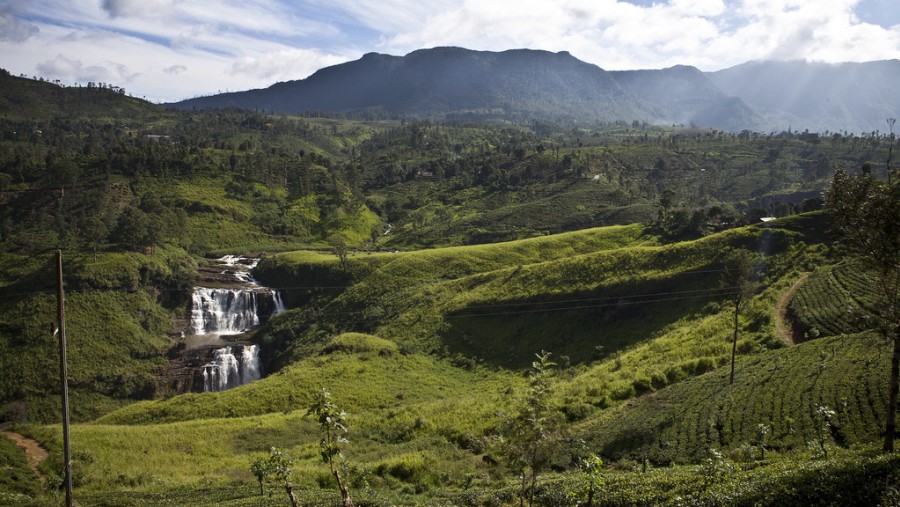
[191,288,260,335]
[273,290,286,316]
[203,345,261,392]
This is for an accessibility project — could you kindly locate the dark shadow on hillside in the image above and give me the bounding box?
[231,416,318,453]
[440,270,725,369]
[594,414,677,464]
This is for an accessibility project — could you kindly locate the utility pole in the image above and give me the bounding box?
[55,250,74,507]
[887,118,896,184]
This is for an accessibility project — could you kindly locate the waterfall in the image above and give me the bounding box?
[273,291,286,316]
[218,255,259,284]
[189,255,287,337]
[191,288,260,336]
[203,345,261,392]
[241,345,262,384]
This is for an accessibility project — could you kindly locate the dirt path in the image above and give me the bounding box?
[774,273,809,346]
[3,431,49,488]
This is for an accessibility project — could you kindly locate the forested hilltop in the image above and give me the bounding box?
[1,69,898,506]
[1,69,893,254]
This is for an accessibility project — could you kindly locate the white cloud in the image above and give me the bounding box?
[231,48,348,81]
[164,64,187,74]
[378,0,899,71]
[36,53,139,84]
[0,1,39,42]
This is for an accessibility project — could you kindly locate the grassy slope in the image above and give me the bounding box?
[298,217,822,376]
[21,334,515,506]
[59,328,893,503]
[0,247,194,423]
[9,214,896,505]
[0,434,42,504]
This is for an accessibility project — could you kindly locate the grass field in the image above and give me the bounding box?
[3,214,896,506]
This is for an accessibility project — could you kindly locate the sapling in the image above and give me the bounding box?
[812,404,836,459]
[307,388,354,507]
[248,447,298,507]
[721,248,761,385]
[755,423,770,459]
[500,351,558,507]
[249,456,268,496]
[573,453,603,507]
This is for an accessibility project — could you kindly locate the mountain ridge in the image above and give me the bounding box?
[169,47,900,132]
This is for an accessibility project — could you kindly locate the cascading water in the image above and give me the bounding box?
[191,288,260,335]
[189,255,286,337]
[273,291,286,315]
[202,344,261,392]
[241,345,262,384]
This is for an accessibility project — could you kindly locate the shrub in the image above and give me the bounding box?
[632,377,653,394]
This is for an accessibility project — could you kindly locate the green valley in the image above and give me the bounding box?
[0,71,898,506]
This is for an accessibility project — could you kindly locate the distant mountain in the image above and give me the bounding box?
[170,48,900,132]
[610,65,766,131]
[171,47,760,129]
[709,60,900,133]
[173,48,653,123]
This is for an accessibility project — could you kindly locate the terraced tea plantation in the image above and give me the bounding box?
[788,260,881,339]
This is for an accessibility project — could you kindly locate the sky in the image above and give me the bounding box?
[1,0,899,103]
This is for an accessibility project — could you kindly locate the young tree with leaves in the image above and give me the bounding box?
[328,235,350,272]
[249,447,299,507]
[501,351,558,507]
[572,452,603,507]
[307,388,354,507]
[825,166,900,451]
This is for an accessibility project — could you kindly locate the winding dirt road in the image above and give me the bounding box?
[774,273,809,346]
[3,431,48,488]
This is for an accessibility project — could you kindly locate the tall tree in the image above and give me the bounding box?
[722,248,760,385]
[825,166,900,451]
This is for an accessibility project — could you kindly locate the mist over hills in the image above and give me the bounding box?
[170,47,899,132]
[709,59,900,133]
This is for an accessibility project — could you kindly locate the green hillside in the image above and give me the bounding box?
[789,260,882,339]
[1,74,898,506]
[582,331,889,463]
[0,247,196,422]
[255,217,821,370]
[6,215,898,506]
[0,70,165,122]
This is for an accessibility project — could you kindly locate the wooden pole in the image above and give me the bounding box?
[56,250,74,507]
